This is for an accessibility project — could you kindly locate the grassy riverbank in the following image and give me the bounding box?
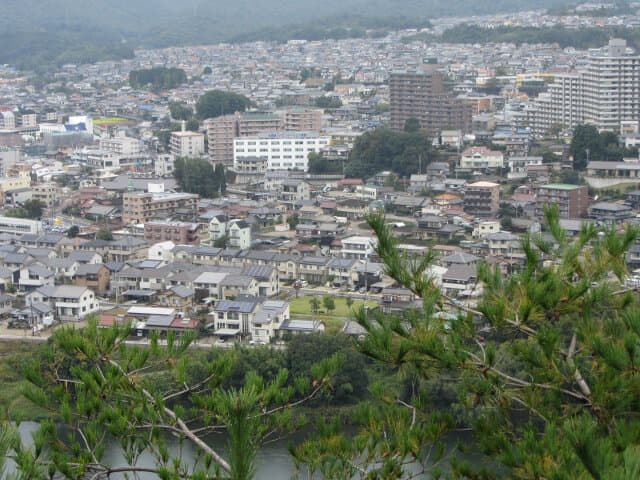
[0,341,50,420]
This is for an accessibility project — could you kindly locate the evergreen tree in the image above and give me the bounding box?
[7,319,340,478]
[293,207,640,479]
[196,90,252,120]
[174,157,226,198]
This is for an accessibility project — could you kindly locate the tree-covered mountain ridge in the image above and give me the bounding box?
[0,0,577,71]
[1,0,571,47]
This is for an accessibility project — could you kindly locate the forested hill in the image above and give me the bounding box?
[0,0,570,39]
[0,0,583,71]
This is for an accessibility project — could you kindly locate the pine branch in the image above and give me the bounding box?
[162,371,218,402]
[101,355,232,473]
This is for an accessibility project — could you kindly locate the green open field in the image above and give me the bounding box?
[289,296,377,334]
[92,117,134,126]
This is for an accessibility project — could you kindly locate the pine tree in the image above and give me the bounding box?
[8,319,340,479]
[293,206,640,479]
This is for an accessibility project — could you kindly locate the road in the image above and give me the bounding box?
[0,331,285,350]
[280,286,382,301]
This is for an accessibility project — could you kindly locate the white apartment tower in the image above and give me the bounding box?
[525,39,640,133]
[582,39,640,131]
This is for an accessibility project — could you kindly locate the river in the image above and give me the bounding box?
[14,422,480,479]
[15,422,305,479]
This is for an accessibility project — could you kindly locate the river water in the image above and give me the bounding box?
[15,422,306,479]
[15,422,479,479]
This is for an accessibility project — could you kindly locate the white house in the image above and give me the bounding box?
[506,156,543,179]
[472,220,501,238]
[341,236,378,260]
[209,215,228,244]
[154,154,176,177]
[228,220,251,250]
[460,146,504,169]
[27,285,99,322]
[253,300,289,343]
[147,241,176,263]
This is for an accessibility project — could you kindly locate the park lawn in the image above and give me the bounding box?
[289,296,377,317]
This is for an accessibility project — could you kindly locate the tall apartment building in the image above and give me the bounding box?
[282,108,322,131]
[206,109,322,165]
[390,66,472,133]
[464,181,500,217]
[535,184,588,219]
[143,221,200,245]
[169,131,205,158]
[206,115,237,165]
[123,191,199,224]
[525,39,640,133]
[206,112,282,165]
[233,132,330,172]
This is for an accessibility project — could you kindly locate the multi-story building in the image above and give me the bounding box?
[588,201,633,224]
[232,156,268,176]
[72,148,147,170]
[170,131,205,158]
[238,112,283,136]
[209,215,227,244]
[535,184,588,219]
[525,39,640,133]
[526,74,581,134]
[583,39,640,132]
[74,264,111,295]
[0,216,42,235]
[123,191,199,224]
[206,114,237,165]
[341,236,378,260]
[27,285,98,322]
[0,176,31,204]
[459,146,504,169]
[206,112,283,166]
[278,179,310,204]
[0,149,20,177]
[0,111,15,129]
[32,184,57,208]
[212,297,289,343]
[228,220,251,250]
[154,154,176,177]
[282,108,322,131]
[17,110,37,128]
[100,136,142,156]
[144,221,200,245]
[234,132,330,172]
[390,67,472,133]
[206,109,323,166]
[464,181,500,217]
[506,156,543,178]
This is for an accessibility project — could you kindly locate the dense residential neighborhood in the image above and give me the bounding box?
[0,7,640,347]
[7,1,640,478]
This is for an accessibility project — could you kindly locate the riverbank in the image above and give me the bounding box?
[0,341,50,420]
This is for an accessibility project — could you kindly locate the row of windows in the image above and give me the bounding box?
[238,140,328,147]
[271,162,305,167]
